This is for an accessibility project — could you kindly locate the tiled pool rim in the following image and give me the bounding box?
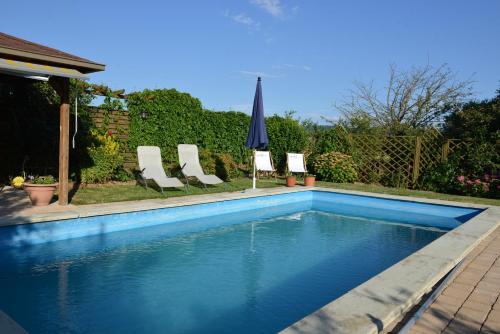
[1,187,499,334]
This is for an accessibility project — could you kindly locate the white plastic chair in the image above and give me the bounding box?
[286,153,307,177]
[177,144,224,188]
[137,146,185,193]
[254,150,277,181]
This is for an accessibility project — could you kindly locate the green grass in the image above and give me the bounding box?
[69,178,284,205]
[316,181,500,206]
[69,178,500,206]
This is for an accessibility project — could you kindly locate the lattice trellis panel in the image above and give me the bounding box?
[325,128,462,187]
[414,130,446,180]
[350,135,416,186]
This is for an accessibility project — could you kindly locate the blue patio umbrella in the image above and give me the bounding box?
[246,77,269,189]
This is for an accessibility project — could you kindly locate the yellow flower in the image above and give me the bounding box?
[11,176,25,189]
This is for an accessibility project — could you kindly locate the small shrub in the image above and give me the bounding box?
[214,153,240,181]
[194,150,241,181]
[418,157,463,194]
[198,148,216,175]
[113,168,133,182]
[314,152,358,183]
[363,167,381,184]
[80,130,124,183]
[380,169,409,188]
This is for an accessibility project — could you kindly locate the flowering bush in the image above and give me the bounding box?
[11,176,24,189]
[80,130,124,183]
[314,152,358,183]
[456,174,499,197]
[28,175,56,185]
[419,157,499,198]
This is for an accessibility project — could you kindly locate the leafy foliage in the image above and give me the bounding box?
[30,175,56,185]
[214,153,241,181]
[443,91,500,143]
[127,89,250,166]
[127,89,307,173]
[314,152,358,183]
[266,112,308,172]
[80,130,124,183]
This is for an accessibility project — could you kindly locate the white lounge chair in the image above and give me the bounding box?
[254,150,277,181]
[177,144,224,188]
[286,153,307,177]
[137,146,185,193]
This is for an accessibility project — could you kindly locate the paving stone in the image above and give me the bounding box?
[443,283,475,300]
[454,306,491,327]
[443,319,481,334]
[482,317,500,333]
[485,271,500,280]
[455,271,485,285]
[465,265,490,277]
[437,294,468,308]
[462,300,494,313]
[467,289,499,306]
[413,312,450,333]
[477,281,500,294]
[408,323,435,334]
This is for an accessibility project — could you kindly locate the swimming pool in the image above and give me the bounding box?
[0,191,482,333]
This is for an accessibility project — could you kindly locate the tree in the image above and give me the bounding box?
[338,64,473,135]
[443,88,500,142]
[442,87,500,176]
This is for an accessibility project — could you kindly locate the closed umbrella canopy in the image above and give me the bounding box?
[246,77,269,149]
[246,77,269,190]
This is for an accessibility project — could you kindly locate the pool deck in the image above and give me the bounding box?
[1,186,499,334]
[407,224,500,334]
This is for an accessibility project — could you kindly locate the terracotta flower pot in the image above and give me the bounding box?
[24,183,58,206]
[286,176,296,187]
[304,176,316,187]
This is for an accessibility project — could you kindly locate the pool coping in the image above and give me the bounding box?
[0,186,492,227]
[1,187,499,334]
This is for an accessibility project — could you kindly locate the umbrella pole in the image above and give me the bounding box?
[252,149,257,189]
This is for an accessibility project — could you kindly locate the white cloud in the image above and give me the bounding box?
[225,11,260,29]
[250,0,283,17]
[238,70,282,78]
[273,64,312,71]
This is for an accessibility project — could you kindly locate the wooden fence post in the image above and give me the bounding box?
[441,139,451,162]
[412,136,422,184]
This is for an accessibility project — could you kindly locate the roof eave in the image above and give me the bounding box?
[0,46,105,73]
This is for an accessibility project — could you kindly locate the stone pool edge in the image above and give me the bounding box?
[0,186,491,227]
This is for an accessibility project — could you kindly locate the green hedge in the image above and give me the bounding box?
[127,89,307,172]
[266,114,308,171]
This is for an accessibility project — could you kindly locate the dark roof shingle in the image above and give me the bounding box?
[0,32,104,72]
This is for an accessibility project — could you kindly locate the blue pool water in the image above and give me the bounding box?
[0,191,481,333]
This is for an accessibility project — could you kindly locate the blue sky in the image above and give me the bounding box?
[2,0,499,122]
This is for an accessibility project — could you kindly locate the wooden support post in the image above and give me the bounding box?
[412,136,422,184]
[441,139,451,162]
[49,77,70,205]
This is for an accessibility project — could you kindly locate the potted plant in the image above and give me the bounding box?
[286,172,296,187]
[24,175,58,206]
[304,173,316,187]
